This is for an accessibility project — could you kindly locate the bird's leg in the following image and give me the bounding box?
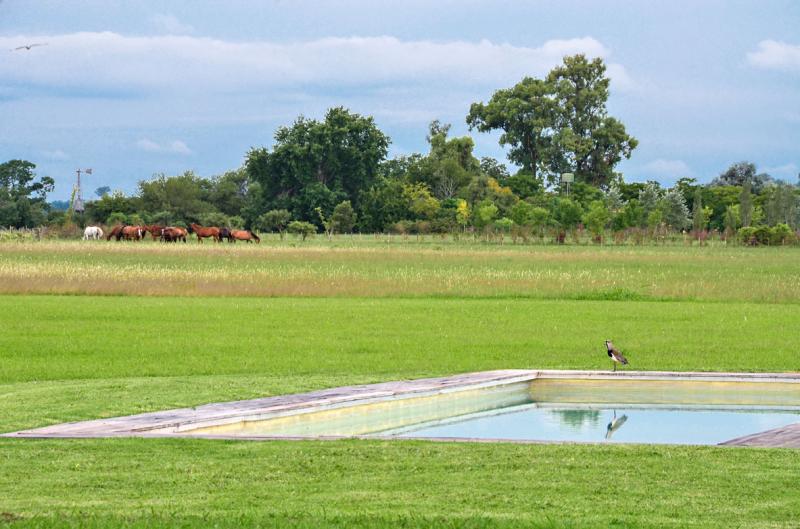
[613,362,616,372]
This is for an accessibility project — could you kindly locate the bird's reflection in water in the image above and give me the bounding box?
[605,410,628,440]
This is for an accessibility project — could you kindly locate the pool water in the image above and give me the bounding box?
[183,378,800,445]
[381,405,800,444]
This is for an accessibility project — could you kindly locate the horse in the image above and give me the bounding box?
[121,225,145,241]
[189,223,221,243]
[219,227,234,243]
[83,226,104,240]
[161,227,187,243]
[229,229,261,243]
[107,225,125,241]
[144,225,165,240]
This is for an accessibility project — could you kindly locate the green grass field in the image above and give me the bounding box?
[1,240,799,528]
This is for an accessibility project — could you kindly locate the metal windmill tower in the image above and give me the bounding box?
[71,168,91,213]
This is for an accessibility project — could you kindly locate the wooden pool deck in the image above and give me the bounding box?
[3,369,800,447]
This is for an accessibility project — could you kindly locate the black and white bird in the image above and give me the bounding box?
[605,340,629,371]
[10,43,48,52]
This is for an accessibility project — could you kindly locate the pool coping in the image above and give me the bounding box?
[4,369,800,447]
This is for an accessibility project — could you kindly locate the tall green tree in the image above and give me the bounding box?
[467,77,557,184]
[246,107,390,224]
[0,160,54,228]
[546,55,638,187]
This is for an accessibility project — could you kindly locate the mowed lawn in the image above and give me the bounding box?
[1,241,800,528]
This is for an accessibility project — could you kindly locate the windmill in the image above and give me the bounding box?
[71,168,91,213]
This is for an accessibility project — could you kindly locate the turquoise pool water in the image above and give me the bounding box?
[382,404,800,444]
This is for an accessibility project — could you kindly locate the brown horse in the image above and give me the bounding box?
[121,225,145,241]
[106,225,124,241]
[161,226,187,243]
[144,225,165,240]
[189,223,221,243]
[230,229,261,243]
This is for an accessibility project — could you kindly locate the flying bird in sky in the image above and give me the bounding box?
[605,340,629,371]
[10,43,48,52]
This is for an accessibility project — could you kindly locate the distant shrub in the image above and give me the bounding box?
[287,220,316,240]
[738,224,796,246]
[199,212,229,227]
[106,212,127,226]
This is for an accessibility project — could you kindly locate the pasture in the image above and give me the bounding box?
[1,239,799,528]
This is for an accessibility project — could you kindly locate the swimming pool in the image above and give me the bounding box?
[180,376,800,445]
[7,371,800,446]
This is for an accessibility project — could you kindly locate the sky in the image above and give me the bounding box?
[1,0,798,200]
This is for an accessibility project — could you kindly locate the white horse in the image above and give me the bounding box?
[83,226,104,240]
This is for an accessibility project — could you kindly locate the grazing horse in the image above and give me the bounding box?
[219,227,234,243]
[144,225,165,240]
[121,225,145,241]
[230,229,261,243]
[161,226,187,243]
[83,226,104,240]
[189,223,221,243]
[107,225,125,241]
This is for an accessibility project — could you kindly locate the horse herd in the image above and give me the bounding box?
[82,223,260,243]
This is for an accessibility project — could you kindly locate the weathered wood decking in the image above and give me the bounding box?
[720,422,800,448]
[3,369,800,447]
[2,370,535,439]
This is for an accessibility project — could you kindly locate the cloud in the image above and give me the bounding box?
[42,149,69,160]
[0,32,631,95]
[763,163,799,180]
[746,40,800,72]
[151,14,195,35]
[642,159,692,179]
[136,138,192,155]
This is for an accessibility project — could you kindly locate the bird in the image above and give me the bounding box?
[605,410,628,440]
[605,340,629,371]
[10,43,48,52]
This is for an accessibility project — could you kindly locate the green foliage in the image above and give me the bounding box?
[467,77,556,183]
[551,197,583,230]
[331,200,357,234]
[403,182,440,220]
[198,211,230,227]
[739,224,796,246]
[228,215,245,229]
[740,182,753,227]
[692,188,706,232]
[474,201,499,228]
[137,171,216,223]
[712,161,773,193]
[246,107,389,223]
[287,220,317,240]
[660,188,690,230]
[0,160,54,228]
[493,216,514,233]
[469,56,637,188]
[582,200,611,239]
[257,209,292,237]
[106,212,128,225]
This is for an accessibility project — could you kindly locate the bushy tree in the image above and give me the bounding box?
[257,209,292,238]
[661,188,691,231]
[331,200,357,233]
[638,183,662,228]
[0,160,54,228]
[246,107,389,223]
[582,200,611,241]
[287,220,317,240]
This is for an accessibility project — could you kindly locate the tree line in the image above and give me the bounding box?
[2,54,799,244]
